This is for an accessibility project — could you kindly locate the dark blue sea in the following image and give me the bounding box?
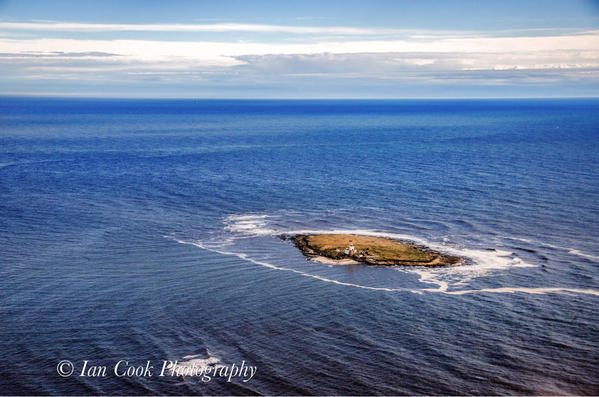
[1,98,598,395]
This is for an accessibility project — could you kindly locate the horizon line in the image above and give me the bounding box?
[1,93,599,101]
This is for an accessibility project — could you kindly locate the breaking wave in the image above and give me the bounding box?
[166,212,599,298]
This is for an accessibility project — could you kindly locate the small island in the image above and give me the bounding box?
[284,233,463,266]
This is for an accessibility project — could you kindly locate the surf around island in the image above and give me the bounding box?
[283,233,464,267]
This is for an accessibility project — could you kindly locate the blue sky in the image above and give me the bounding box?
[0,0,598,98]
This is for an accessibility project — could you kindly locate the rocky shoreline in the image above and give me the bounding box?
[282,233,464,267]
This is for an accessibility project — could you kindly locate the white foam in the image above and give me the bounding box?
[568,249,599,261]
[209,222,543,289]
[502,235,599,262]
[284,228,537,288]
[227,214,269,220]
[542,243,599,261]
[413,246,536,288]
[167,215,598,297]
[168,236,599,297]
[445,287,599,297]
[505,236,533,243]
[177,354,222,370]
[162,353,223,378]
[224,214,274,236]
[171,237,414,292]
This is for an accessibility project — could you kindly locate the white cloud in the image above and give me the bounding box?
[0,23,598,94]
[1,31,597,62]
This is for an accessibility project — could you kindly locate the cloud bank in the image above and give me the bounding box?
[0,21,598,97]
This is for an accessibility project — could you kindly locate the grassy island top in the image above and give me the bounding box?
[289,233,462,267]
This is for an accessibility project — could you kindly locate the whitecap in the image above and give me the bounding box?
[282,228,537,287]
[177,354,222,370]
[224,214,274,236]
[166,236,599,297]
[502,235,599,262]
[162,353,223,378]
[567,249,599,261]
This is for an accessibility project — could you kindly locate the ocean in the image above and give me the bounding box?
[0,97,598,395]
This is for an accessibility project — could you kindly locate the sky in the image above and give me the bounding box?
[0,0,598,98]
